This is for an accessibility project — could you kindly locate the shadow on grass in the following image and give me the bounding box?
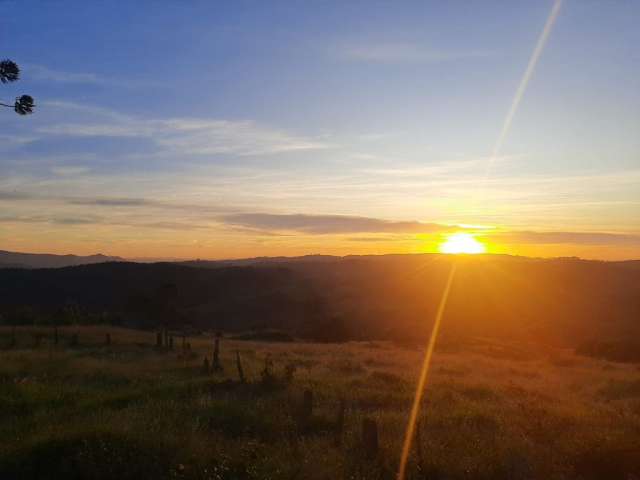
[0,430,176,480]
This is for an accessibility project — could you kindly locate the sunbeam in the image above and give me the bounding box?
[397,2,563,479]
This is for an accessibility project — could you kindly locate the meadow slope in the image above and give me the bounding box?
[1,326,639,479]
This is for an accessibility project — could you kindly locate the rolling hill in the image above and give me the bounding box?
[1,253,639,358]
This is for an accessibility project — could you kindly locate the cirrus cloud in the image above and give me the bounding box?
[221,212,450,235]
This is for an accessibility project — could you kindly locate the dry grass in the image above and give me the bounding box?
[1,326,639,479]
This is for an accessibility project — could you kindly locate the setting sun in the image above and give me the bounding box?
[439,233,486,254]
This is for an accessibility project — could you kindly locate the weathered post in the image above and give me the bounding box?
[169,335,174,350]
[334,398,346,446]
[236,350,245,383]
[156,331,162,348]
[301,389,313,424]
[260,355,274,385]
[202,356,210,374]
[105,332,111,346]
[212,332,223,372]
[284,363,297,383]
[362,418,379,458]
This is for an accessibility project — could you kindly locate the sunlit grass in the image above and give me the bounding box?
[1,326,639,479]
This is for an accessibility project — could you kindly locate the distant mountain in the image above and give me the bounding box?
[0,250,123,269]
[179,254,342,268]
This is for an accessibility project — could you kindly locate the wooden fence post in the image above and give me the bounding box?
[301,389,313,423]
[212,333,222,371]
[236,350,245,383]
[334,398,346,445]
[362,418,379,458]
[202,357,210,374]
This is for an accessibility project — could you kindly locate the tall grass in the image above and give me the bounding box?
[1,326,639,479]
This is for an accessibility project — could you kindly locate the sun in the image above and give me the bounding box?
[439,232,486,254]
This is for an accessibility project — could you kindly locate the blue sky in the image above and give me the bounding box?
[1,1,639,259]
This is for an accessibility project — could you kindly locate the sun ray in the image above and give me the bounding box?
[396,2,563,479]
[396,262,457,480]
[476,0,563,208]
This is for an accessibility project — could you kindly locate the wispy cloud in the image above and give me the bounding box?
[0,213,210,231]
[67,197,150,207]
[41,100,131,122]
[340,43,493,63]
[0,214,99,225]
[3,185,640,248]
[0,190,232,215]
[221,213,450,235]
[358,155,518,178]
[24,64,161,88]
[51,166,92,177]
[0,135,38,147]
[37,103,331,157]
[0,191,33,201]
[157,119,330,155]
[485,230,640,246]
[26,64,105,84]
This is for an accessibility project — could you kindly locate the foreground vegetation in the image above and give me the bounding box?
[1,326,639,479]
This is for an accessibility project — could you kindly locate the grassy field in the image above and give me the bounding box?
[1,326,639,479]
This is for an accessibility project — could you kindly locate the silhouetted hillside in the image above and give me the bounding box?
[0,262,329,338]
[1,254,639,354]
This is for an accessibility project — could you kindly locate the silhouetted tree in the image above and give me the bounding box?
[0,60,35,115]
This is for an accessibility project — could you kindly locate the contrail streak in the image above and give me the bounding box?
[396,2,562,479]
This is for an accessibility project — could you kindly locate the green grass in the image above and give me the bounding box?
[1,326,639,479]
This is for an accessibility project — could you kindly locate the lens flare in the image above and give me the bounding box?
[396,263,457,480]
[397,2,563,479]
[476,0,563,206]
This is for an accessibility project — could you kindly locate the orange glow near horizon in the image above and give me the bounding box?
[438,233,486,254]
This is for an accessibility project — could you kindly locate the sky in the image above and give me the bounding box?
[1,1,639,260]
